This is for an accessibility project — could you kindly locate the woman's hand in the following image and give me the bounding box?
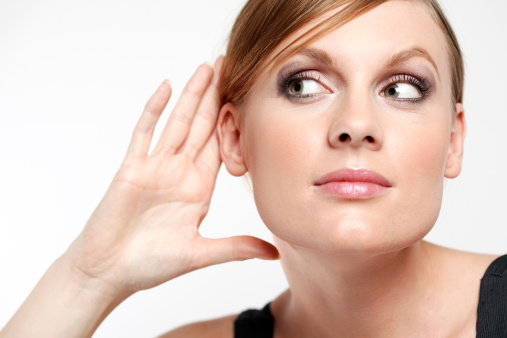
[65,57,279,295]
[0,58,280,338]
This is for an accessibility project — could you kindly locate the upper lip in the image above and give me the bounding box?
[315,168,392,187]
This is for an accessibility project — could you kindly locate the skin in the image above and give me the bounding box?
[0,58,278,338]
[0,1,498,337]
[216,1,498,337]
[224,0,459,257]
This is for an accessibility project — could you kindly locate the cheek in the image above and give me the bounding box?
[393,122,449,183]
[389,116,451,234]
[242,113,320,234]
[240,99,454,254]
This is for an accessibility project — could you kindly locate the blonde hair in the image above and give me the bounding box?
[219,0,463,107]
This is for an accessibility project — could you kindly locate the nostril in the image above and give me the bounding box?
[366,136,374,143]
[339,133,349,142]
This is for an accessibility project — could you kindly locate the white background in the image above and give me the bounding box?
[0,0,506,336]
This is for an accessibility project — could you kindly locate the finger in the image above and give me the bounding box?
[180,56,224,159]
[126,80,172,157]
[151,64,213,156]
[195,129,221,176]
[193,236,280,270]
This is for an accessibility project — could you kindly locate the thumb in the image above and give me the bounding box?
[195,236,279,269]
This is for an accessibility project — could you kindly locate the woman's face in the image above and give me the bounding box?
[221,0,465,254]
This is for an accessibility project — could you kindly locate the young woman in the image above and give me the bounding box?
[1,0,506,337]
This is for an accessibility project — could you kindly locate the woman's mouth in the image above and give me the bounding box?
[314,168,392,199]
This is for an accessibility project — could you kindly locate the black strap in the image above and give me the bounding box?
[234,302,274,338]
[477,254,507,337]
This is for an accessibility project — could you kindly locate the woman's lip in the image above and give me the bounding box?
[314,168,392,199]
[315,168,392,187]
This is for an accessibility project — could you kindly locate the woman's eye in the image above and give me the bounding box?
[289,79,326,95]
[383,83,420,99]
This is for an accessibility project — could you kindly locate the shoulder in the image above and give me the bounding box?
[423,242,500,278]
[476,254,507,336]
[158,314,237,338]
[481,254,507,276]
[416,243,502,336]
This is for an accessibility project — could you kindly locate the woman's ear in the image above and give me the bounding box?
[217,103,248,176]
[444,103,466,179]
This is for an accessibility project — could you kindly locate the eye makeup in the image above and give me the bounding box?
[275,47,438,106]
[277,63,434,105]
[277,64,332,102]
[379,72,433,103]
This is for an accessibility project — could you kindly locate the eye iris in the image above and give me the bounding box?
[291,81,303,94]
[386,84,399,98]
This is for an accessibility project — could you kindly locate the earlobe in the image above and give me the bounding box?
[444,103,466,179]
[217,103,248,177]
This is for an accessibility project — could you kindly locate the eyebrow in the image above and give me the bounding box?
[297,47,335,66]
[385,47,440,79]
[293,46,440,79]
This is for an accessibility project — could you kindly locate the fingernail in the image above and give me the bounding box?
[262,248,281,261]
[204,61,214,69]
[163,79,171,86]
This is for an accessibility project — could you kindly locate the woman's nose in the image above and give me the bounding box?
[327,99,383,151]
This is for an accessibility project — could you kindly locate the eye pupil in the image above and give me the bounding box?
[291,81,303,93]
[382,80,422,101]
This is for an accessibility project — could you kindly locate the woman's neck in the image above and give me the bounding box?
[270,240,473,338]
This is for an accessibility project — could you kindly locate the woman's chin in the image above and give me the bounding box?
[270,217,432,257]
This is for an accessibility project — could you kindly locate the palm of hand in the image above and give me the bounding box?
[65,59,278,295]
[106,145,220,291]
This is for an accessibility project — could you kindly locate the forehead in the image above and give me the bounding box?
[264,0,450,83]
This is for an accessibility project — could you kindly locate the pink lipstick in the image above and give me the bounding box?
[314,168,392,199]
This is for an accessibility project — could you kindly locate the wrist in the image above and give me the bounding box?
[56,255,131,336]
[57,251,131,303]
[54,250,134,331]
[1,254,132,338]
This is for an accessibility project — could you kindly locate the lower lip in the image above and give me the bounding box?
[316,182,389,199]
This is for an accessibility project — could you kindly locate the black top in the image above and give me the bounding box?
[234,303,274,338]
[235,254,507,338]
[477,254,507,337]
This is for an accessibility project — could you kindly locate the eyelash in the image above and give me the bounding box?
[279,70,432,102]
[279,70,325,101]
[380,73,431,102]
